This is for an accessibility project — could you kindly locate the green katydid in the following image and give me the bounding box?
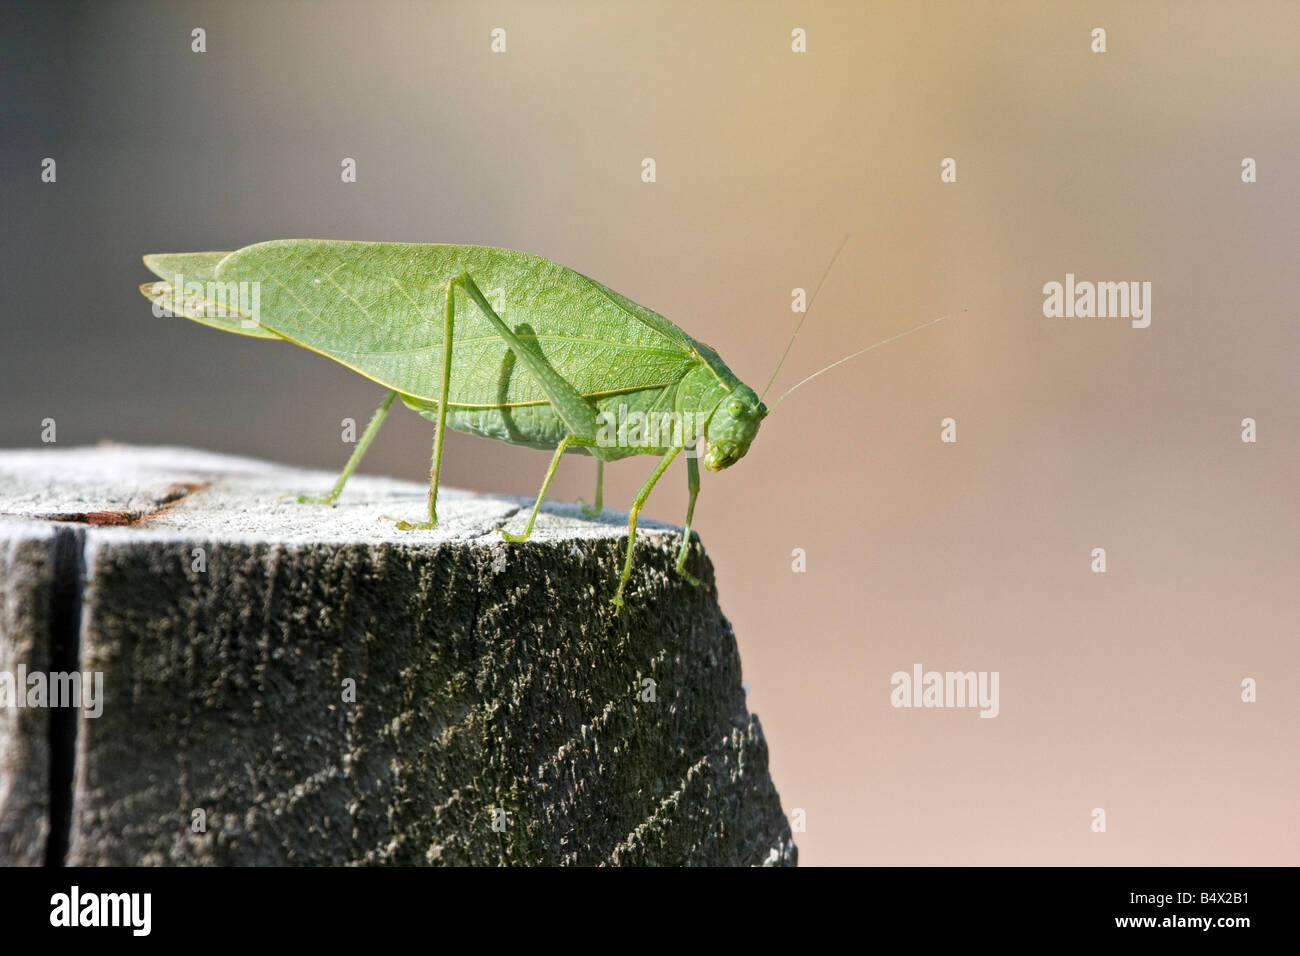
[139,239,947,606]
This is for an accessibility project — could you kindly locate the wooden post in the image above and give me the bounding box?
[0,445,795,866]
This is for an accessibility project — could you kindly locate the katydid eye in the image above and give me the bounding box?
[728,399,744,416]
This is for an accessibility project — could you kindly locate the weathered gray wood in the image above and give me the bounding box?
[0,521,58,864]
[0,445,795,866]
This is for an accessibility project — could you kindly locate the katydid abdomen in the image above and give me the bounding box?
[402,363,729,462]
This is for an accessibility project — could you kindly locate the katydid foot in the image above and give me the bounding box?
[296,493,337,505]
[580,460,605,516]
[676,567,704,588]
[379,514,438,531]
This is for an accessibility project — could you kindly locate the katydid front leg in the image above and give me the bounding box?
[674,452,703,586]
[299,388,397,505]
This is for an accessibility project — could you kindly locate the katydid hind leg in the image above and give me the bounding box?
[613,446,682,608]
[501,436,572,542]
[674,453,703,586]
[396,270,602,534]
[395,276,456,530]
[299,389,397,505]
[452,271,599,442]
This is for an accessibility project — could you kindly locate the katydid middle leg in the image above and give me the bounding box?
[299,388,397,505]
[501,436,572,542]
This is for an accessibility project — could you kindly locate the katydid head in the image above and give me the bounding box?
[704,384,767,472]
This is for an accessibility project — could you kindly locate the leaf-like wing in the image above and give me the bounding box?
[213,240,704,406]
[143,251,231,282]
[139,252,284,340]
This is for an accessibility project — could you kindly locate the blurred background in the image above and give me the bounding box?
[2,0,1296,865]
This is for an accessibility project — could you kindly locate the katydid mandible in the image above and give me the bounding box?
[139,239,946,606]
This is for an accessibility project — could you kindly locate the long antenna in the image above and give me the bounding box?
[760,233,851,402]
[765,310,962,414]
